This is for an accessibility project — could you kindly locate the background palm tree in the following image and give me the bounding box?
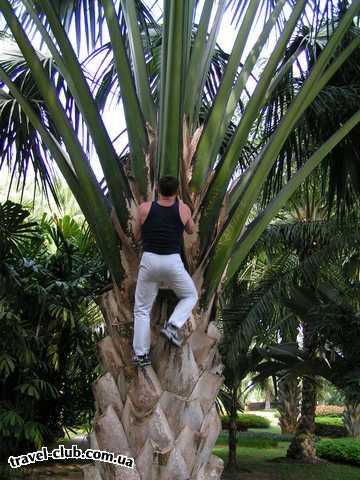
[220,170,360,458]
[1,1,360,478]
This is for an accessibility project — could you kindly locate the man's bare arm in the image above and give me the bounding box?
[133,201,153,241]
[179,200,195,234]
[185,216,195,234]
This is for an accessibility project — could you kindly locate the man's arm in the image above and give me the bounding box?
[133,202,152,241]
[184,214,196,234]
[181,202,196,234]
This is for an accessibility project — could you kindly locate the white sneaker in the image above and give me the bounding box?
[160,323,183,347]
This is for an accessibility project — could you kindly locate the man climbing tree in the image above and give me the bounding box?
[132,175,199,367]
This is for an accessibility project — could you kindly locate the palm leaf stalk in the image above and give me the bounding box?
[1,1,360,478]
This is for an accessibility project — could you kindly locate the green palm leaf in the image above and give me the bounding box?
[1,0,359,302]
[0,200,38,260]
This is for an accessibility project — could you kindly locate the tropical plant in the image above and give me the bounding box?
[1,1,360,478]
[0,200,107,460]
[316,438,360,466]
[217,269,270,469]
[219,173,360,459]
[221,413,271,430]
[315,418,348,438]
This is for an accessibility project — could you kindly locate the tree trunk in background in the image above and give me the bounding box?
[344,402,360,438]
[278,376,300,434]
[227,388,239,469]
[265,386,272,410]
[84,282,225,480]
[286,375,318,461]
[227,419,237,469]
[287,318,320,462]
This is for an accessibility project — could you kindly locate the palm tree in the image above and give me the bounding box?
[260,274,360,440]
[217,274,266,470]
[221,173,360,460]
[1,1,360,478]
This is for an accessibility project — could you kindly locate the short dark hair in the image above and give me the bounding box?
[159,175,179,196]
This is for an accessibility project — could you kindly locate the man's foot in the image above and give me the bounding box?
[160,323,183,347]
[132,353,151,368]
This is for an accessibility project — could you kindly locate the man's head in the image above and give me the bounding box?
[158,175,179,197]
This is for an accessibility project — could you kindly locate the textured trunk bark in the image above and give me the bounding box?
[287,319,319,462]
[226,387,238,469]
[278,376,300,434]
[84,282,225,480]
[344,402,360,438]
[286,375,318,462]
[227,419,237,469]
[286,314,320,463]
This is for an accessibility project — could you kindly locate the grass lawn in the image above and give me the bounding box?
[216,409,358,479]
[214,437,360,480]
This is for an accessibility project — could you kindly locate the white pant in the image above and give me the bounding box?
[133,252,199,355]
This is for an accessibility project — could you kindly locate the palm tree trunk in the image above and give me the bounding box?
[265,386,272,410]
[344,402,360,438]
[286,375,318,462]
[84,283,225,480]
[287,320,319,462]
[278,376,300,434]
[227,418,237,469]
[227,388,238,469]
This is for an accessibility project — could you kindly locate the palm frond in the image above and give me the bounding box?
[10,0,159,52]
[0,200,39,260]
[221,209,360,369]
[260,21,360,215]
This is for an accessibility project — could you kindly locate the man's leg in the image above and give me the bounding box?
[133,256,159,356]
[165,256,199,330]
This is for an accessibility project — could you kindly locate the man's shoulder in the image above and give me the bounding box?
[138,202,152,221]
[178,200,192,225]
[179,200,191,214]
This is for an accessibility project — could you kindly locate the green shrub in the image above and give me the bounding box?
[315,405,344,417]
[316,438,360,466]
[315,416,347,437]
[315,422,348,438]
[239,414,271,429]
[315,416,344,426]
[221,414,270,430]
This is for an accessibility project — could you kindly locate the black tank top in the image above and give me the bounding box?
[141,198,185,254]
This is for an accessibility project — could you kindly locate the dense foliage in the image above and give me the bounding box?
[221,414,271,430]
[0,201,108,459]
[315,418,348,438]
[316,438,360,465]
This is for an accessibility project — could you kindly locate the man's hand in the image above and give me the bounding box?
[179,200,196,234]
